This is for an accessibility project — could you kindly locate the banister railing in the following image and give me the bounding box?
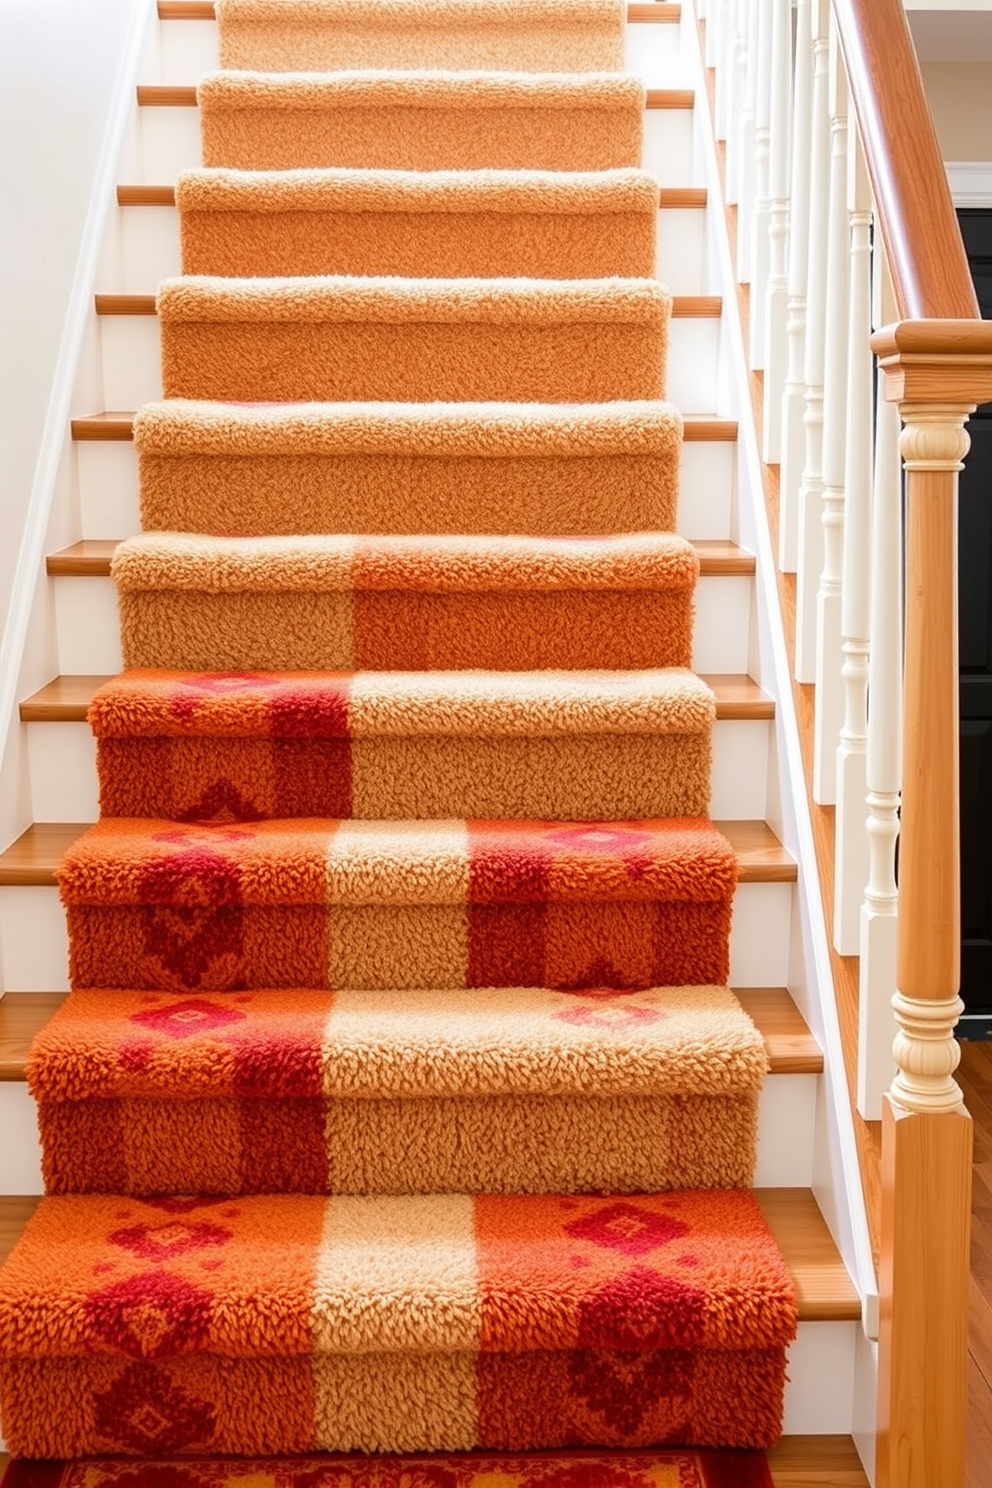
[696,0,992,1483]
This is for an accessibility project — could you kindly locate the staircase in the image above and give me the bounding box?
[0,0,874,1480]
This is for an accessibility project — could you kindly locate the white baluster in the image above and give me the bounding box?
[724,0,745,203]
[736,0,761,283]
[778,0,813,570]
[747,0,773,366]
[858,259,902,1119]
[812,35,848,800]
[761,0,792,457]
[705,0,723,74]
[794,0,830,682]
[834,132,873,954]
[713,0,732,141]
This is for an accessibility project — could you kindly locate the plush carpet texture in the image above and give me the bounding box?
[215,0,626,75]
[0,1449,776,1488]
[134,400,684,537]
[157,276,670,403]
[177,167,659,279]
[30,985,765,1195]
[89,669,714,821]
[112,532,698,671]
[58,817,738,992]
[0,0,794,1465]
[0,1192,796,1456]
[197,70,646,173]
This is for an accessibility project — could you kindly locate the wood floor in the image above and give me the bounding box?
[958,1039,992,1488]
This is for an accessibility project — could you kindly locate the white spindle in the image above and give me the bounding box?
[724,0,745,203]
[858,270,902,1120]
[794,0,831,683]
[834,133,873,955]
[705,0,723,74]
[714,0,732,141]
[812,37,849,802]
[736,0,761,283]
[778,0,813,571]
[747,0,773,367]
[761,0,792,457]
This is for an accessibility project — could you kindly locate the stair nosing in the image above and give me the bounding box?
[156,0,686,18]
[69,411,740,442]
[116,184,709,210]
[0,819,797,887]
[93,291,722,318]
[0,1188,857,1322]
[19,672,775,724]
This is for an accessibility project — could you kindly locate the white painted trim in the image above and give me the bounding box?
[0,0,153,816]
[946,160,992,207]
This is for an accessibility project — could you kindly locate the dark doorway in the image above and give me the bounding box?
[957,208,992,1030]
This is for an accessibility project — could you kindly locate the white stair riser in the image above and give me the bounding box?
[49,571,753,677]
[151,18,683,90]
[76,435,738,544]
[138,101,698,189]
[0,880,797,993]
[784,1322,857,1435]
[25,716,770,824]
[116,203,708,299]
[0,1065,818,1196]
[97,310,721,410]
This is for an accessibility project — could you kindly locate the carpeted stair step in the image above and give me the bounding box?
[28,983,766,1195]
[112,532,698,672]
[89,669,715,821]
[176,167,659,280]
[58,816,737,992]
[215,0,627,75]
[134,400,683,536]
[157,276,670,403]
[198,69,646,172]
[0,1188,796,1456]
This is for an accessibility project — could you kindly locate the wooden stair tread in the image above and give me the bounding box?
[157,0,685,17]
[70,411,739,442]
[47,537,755,578]
[94,292,722,318]
[139,83,694,108]
[0,1189,853,1321]
[0,819,795,886]
[19,673,774,723]
[0,986,821,1081]
[117,183,709,209]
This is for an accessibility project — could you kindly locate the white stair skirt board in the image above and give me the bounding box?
[49,570,755,678]
[75,432,739,547]
[0,877,799,998]
[0,1052,818,1198]
[24,715,772,826]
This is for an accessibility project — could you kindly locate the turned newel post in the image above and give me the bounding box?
[869,321,992,1488]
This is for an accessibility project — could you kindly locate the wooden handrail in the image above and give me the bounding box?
[832,0,979,322]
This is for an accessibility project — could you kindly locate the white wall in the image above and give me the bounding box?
[0,0,144,619]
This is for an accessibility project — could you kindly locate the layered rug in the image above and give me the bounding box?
[0,0,791,1471]
[1,1450,774,1488]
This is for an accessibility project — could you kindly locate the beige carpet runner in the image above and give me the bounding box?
[0,0,798,1464]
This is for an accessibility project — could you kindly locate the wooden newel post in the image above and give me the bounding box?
[869,322,992,1488]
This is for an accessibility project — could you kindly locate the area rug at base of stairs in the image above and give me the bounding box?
[57,817,737,993]
[0,1192,796,1457]
[176,167,660,280]
[215,0,627,75]
[0,1449,774,1488]
[29,985,766,1195]
[112,531,698,672]
[197,70,647,173]
[156,276,670,404]
[132,400,684,538]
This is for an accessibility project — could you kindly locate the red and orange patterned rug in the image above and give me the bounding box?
[0,1450,773,1487]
